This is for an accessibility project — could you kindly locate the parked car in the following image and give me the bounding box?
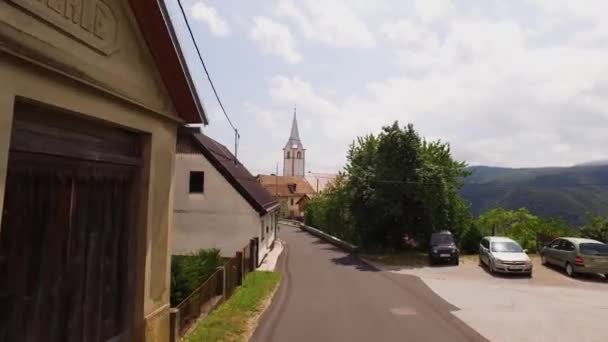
[429,231,459,265]
[540,237,608,278]
[479,236,532,276]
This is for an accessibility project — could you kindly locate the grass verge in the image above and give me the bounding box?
[183,271,281,342]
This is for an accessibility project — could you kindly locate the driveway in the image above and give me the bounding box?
[251,224,487,342]
[373,256,608,342]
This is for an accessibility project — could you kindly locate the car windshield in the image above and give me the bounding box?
[431,234,454,245]
[491,241,523,253]
[580,243,608,256]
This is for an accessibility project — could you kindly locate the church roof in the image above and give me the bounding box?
[284,111,304,150]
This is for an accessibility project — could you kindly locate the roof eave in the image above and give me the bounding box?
[130,0,208,125]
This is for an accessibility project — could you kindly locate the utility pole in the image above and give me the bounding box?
[308,171,319,193]
[275,163,279,197]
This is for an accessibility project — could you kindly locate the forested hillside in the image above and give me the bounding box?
[461,165,608,225]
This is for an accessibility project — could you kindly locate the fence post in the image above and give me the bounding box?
[236,251,244,285]
[217,266,226,299]
[169,308,180,342]
[249,239,255,271]
[254,237,260,268]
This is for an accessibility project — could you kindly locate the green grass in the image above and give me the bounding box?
[183,271,281,342]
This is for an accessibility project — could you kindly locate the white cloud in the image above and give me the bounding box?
[381,19,439,50]
[276,0,375,48]
[190,1,231,37]
[198,0,608,170]
[250,17,302,64]
[413,0,454,23]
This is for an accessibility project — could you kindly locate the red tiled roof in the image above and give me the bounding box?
[257,175,315,197]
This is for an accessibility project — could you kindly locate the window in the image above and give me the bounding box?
[559,240,575,251]
[580,243,608,256]
[297,151,302,159]
[290,198,294,205]
[490,241,523,253]
[481,239,489,249]
[189,171,205,194]
[548,239,561,249]
[286,152,290,159]
[266,225,269,234]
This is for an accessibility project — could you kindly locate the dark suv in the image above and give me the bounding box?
[429,231,459,265]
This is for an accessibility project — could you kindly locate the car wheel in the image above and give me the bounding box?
[526,272,533,278]
[565,262,576,278]
[453,258,459,266]
[541,254,547,266]
[488,261,495,274]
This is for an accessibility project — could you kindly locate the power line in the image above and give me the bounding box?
[175,0,240,160]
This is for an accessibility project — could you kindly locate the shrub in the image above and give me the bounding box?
[459,223,483,254]
[171,248,223,306]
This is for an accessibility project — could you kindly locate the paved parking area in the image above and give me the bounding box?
[370,256,608,342]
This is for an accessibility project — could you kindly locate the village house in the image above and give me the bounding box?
[172,128,279,262]
[258,175,315,219]
[0,1,206,341]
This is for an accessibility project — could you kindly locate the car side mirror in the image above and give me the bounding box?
[523,249,528,253]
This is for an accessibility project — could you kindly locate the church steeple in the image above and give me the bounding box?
[283,107,306,177]
[285,107,303,150]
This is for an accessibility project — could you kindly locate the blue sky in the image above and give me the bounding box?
[165,0,608,174]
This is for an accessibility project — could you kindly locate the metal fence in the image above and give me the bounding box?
[170,238,260,341]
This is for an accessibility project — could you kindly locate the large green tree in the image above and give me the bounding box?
[307,121,471,250]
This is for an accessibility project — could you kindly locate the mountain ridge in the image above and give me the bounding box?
[461,164,608,226]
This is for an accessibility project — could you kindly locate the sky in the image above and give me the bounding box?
[164,0,608,174]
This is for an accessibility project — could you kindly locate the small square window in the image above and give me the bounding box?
[189,171,204,194]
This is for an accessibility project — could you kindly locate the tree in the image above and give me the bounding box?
[475,208,577,252]
[580,215,608,243]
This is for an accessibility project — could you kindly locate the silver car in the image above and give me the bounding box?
[540,237,608,278]
[479,236,533,276]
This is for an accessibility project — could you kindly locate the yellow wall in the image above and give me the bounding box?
[0,1,186,341]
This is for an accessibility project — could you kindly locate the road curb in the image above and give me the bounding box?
[279,219,359,253]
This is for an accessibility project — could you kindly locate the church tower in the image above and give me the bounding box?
[283,110,305,177]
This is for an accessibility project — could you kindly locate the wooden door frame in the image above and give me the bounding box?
[3,98,151,342]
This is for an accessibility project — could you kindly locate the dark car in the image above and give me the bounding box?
[429,231,459,265]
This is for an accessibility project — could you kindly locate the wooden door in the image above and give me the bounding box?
[0,101,142,342]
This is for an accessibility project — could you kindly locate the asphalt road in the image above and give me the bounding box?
[251,224,488,342]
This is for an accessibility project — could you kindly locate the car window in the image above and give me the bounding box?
[557,240,574,251]
[548,239,561,249]
[481,239,489,249]
[431,234,454,245]
[580,243,608,256]
[490,241,523,253]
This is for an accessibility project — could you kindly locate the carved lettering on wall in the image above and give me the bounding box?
[9,0,119,55]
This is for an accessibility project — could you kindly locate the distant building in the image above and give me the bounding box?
[306,173,339,193]
[257,175,315,219]
[283,111,305,177]
[173,128,279,262]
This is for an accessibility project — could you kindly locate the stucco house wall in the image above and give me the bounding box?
[0,1,202,341]
[173,153,276,260]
